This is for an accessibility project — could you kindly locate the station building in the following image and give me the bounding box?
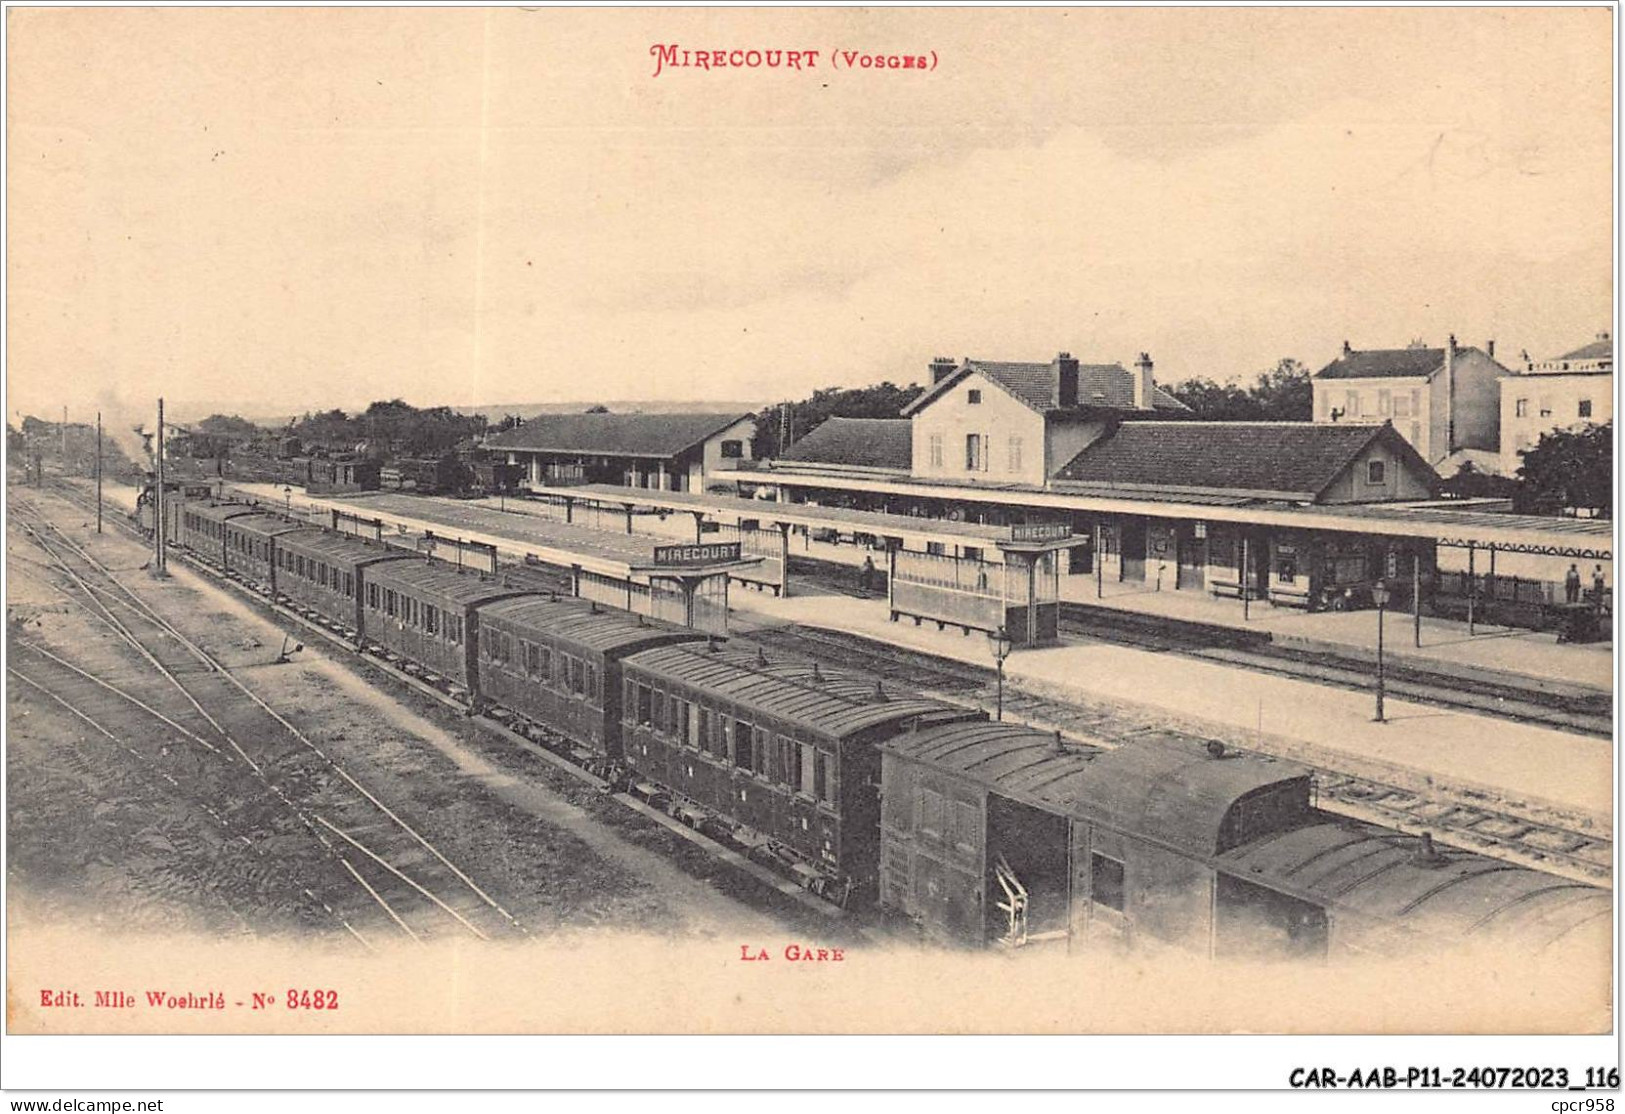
[1500,332,1613,475]
[690,350,1608,625]
[486,411,758,493]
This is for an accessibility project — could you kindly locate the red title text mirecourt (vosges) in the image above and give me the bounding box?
[649,45,938,78]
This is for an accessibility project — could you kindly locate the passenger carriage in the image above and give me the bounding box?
[359,560,537,699]
[617,642,979,902]
[473,595,704,773]
[273,528,416,637]
[177,500,260,568]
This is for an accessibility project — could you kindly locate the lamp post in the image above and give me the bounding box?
[987,625,1013,722]
[1371,578,1390,723]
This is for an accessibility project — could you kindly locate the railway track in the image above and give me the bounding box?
[745,624,1614,886]
[9,494,529,948]
[40,478,1614,887]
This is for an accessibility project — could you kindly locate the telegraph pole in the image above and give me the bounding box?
[153,397,168,575]
[95,411,103,534]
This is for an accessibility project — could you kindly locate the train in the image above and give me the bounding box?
[149,493,1611,961]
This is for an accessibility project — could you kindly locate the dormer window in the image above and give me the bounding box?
[967,389,982,405]
[1367,460,1386,485]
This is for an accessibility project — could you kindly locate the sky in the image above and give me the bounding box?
[6,6,1614,429]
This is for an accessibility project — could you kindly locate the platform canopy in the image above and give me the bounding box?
[566,482,1044,550]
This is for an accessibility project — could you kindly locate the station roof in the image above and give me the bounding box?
[478,595,701,655]
[568,483,1018,545]
[624,642,969,741]
[717,471,1613,559]
[883,721,1308,859]
[1054,421,1435,502]
[903,356,1190,417]
[1216,817,1612,949]
[485,412,752,460]
[781,417,912,472]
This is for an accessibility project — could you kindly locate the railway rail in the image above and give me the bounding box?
[9,494,528,948]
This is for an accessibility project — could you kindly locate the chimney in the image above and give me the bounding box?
[1132,353,1155,410]
[1342,340,1352,355]
[1056,352,1080,407]
[1599,330,1612,343]
[929,356,957,385]
[1485,339,1495,358]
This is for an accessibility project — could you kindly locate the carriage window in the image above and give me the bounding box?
[344,572,354,598]
[537,645,551,680]
[699,708,716,756]
[1091,853,1125,913]
[424,605,438,636]
[385,589,397,617]
[814,750,833,804]
[523,642,538,676]
[448,615,462,644]
[651,689,667,733]
[733,722,754,770]
[368,584,379,609]
[635,683,652,725]
[584,662,597,700]
[753,731,771,777]
[779,736,798,788]
[674,699,692,746]
[798,744,816,795]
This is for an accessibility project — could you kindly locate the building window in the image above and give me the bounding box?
[1515,398,1529,418]
[965,434,983,472]
[1344,391,1360,418]
[1579,399,1593,419]
[1377,389,1391,416]
[1091,853,1125,912]
[719,440,744,459]
[1367,460,1386,485]
[967,389,982,405]
[1393,394,1410,419]
[1007,435,1022,472]
[1539,398,1553,418]
[928,433,943,468]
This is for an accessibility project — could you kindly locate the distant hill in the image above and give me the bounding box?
[455,400,766,421]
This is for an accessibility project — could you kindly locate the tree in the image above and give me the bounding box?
[1166,378,1262,420]
[1513,422,1612,517]
[583,404,611,414]
[753,381,925,458]
[1250,358,1313,420]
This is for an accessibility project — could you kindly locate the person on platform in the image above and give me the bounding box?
[1565,563,1582,604]
[1592,565,1608,610]
[859,555,876,595]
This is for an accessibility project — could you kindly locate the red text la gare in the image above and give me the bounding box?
[739,943,845,962]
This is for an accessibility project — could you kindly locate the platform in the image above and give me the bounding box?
[1060,575,1614,692]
